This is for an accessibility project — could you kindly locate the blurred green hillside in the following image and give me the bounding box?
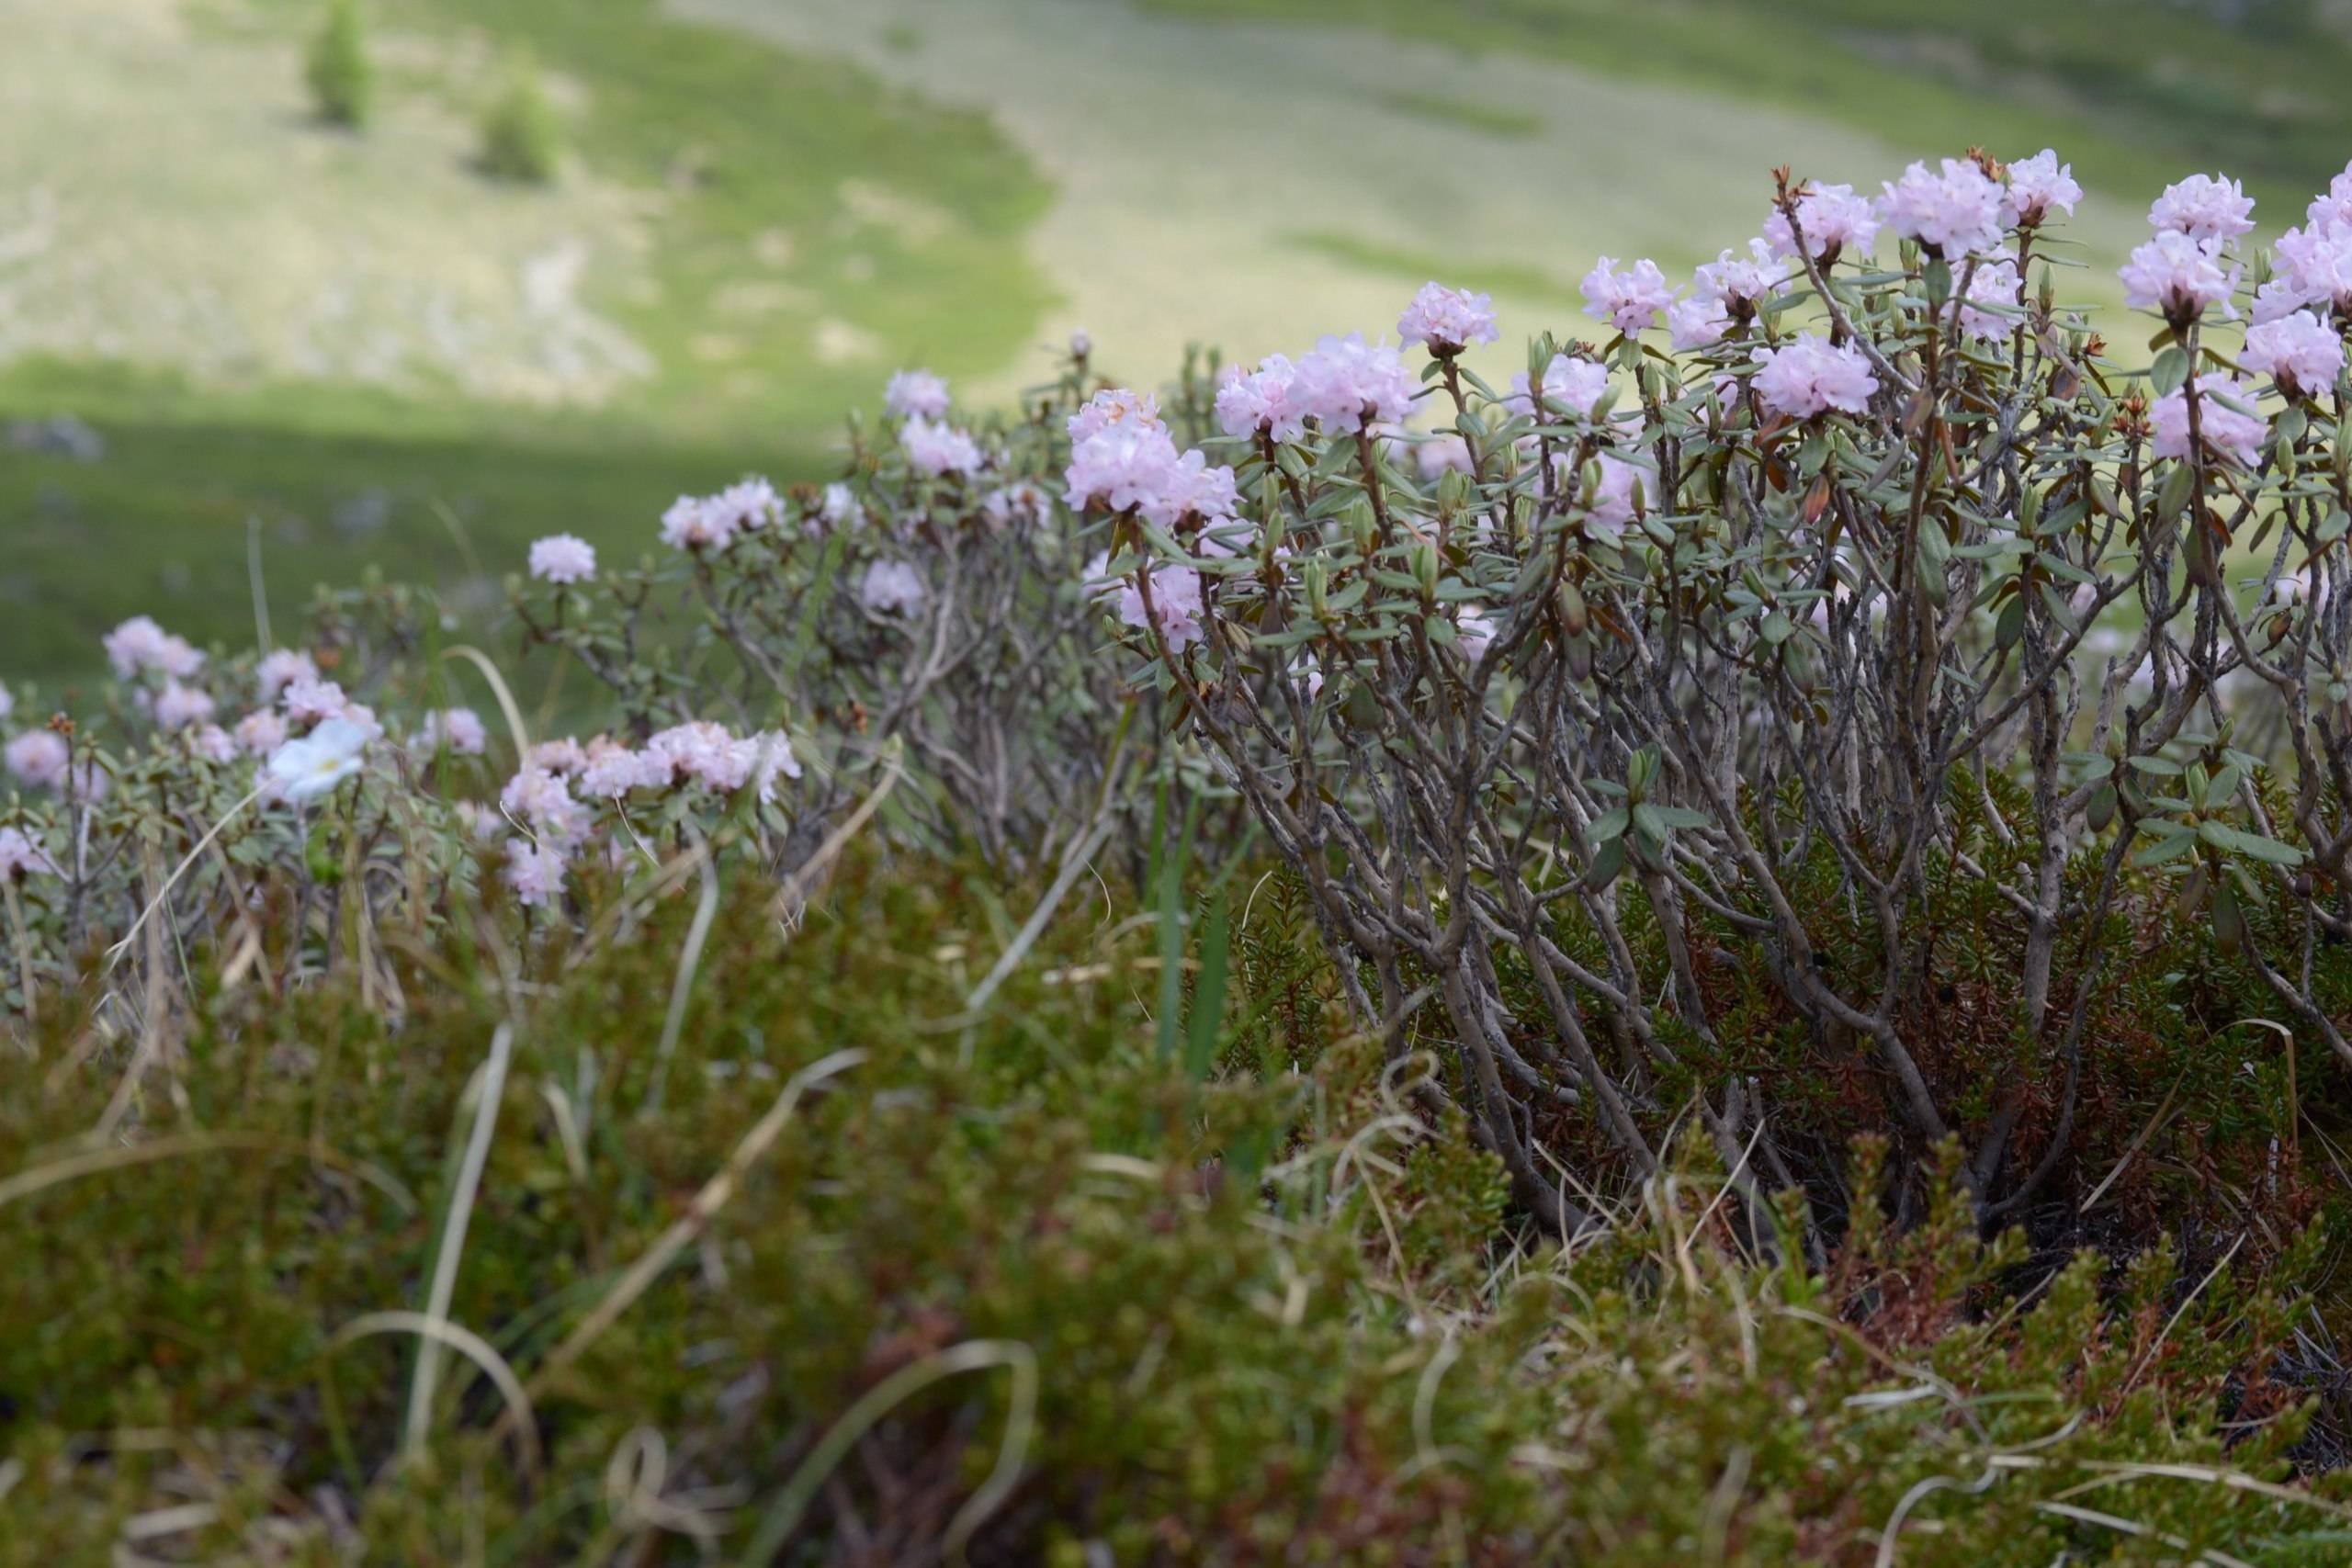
[6,0,2348,676]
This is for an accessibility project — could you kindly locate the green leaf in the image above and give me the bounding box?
[2201,823,2306,866]
[2150,344,2189,397]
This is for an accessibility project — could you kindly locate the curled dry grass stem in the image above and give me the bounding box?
[442,644,531,761]
[739,1337,1039,1568]
[644,827,719,1116]
[329,1310,542,1481]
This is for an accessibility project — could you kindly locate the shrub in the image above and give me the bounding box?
[476,56,561,185]
[304,0,373,130]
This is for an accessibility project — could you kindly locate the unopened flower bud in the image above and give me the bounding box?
[1411,541,1440,596]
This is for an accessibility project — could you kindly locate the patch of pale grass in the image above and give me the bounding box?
[0,0,657,405]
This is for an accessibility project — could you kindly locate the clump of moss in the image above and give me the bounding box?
[1,848,2346,1562]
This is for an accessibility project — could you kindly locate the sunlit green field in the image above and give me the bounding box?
[5,0,2346,675]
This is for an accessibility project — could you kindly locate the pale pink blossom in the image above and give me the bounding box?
[1413,433,1474,479]
[1580,255,1677,335]
[418,708,489,756]
[1143,448,1240,529]
[819,482,861,530]
[153,680,216,731]
[1214,355,1299,442]
[1694,239,1786,313]
[747,730,800,801]
[646,721,763,796]
[1668,296,1731,351]
[2241,310,2345,400]
[1066,420,1183,514]
[982,481,1051,529]
[578,740,666,797]
[528,534,597,583]
[2272,223,2352,314]
[0,685,14,724]
[2150,174,2255,245]
[1957,254,2025,341]
[883,367,951,420]
[1117,565,1206,651]
[0,827,56,881]
[1879,158,2006,257]
[503,839,568,908]
[5,731,67,791]
[1288,333,1418,434]
[1750,333,1879,420]
[281,677,350,728]
[1397,282,1499,354]
[501,765,593,851]
[254,649,318,702]
[1763,182,1880,263]
[861,559,927,614]
[453,801,503,842]
[529,738,587,775]
[709,478,781,533]
[103,615,204,681]
[234,710,288,757]
[1067,387,1163,444]
[2003,150,2082,227]
[899,416,984,479]
[1506,354,1612,423]
[189,725,236,764]
[2150,374,2267,468]
[2120,231,2238,324]
[660,493,729,552]
[2306,160,2352,233]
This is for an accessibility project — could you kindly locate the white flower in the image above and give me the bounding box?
[264,716,372,804]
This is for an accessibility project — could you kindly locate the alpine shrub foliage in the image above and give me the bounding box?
[9,147,2352,1558]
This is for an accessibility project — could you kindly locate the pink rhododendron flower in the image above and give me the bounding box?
[1143,448,1240,529]
[2119,231,2238,324]
[707,479,781,533]
[1397,281,1499,354]
[2149,174,2255,245]
[528,533,596,584]
[981,481,1051,529]
[818,482,860,530]
[1958,254,2025,341]
[1214,355,1300,441]
[153,680,216,731]
[1506,354,1612,423]
[2241,310,2345,400]
[501,765,593,851]
[503,839,568,908]
[0,826,57,881]
[1763,182,1880,263]
[528,739,586,775]
[419,708,489,756]
[1066,420,1183,514]
[899,416,984,479]
[1879,158,2006,257]
[234,710,289,757]
[281,677,350,728]
[254,649,318,702]
[1067,387,1162,444]
[660,493,730,552]
[189,725,236,764]
[2150,374,2267,468]
[1668,296,1731,351]
[5,731,67,790]
[2271,223,2352,315]
[578,739,667,798]
[1580,256,1677,335]
[883,367,950,420]
[1751,333,1879,420]
[1288,333,1417,435]
[861,559,927,614]
[1413,433,1474,479]
[1118,565,1206,651]
[1694,239,1786,314]
[2003,150,2082,227]
[103,615,204,681]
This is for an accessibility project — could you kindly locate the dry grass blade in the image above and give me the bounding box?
[408,1022,514,1460]
[644,828,720,1115]
[443,644,532,760]
[331,1310,542,1480]
[0,1130,416,1214]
